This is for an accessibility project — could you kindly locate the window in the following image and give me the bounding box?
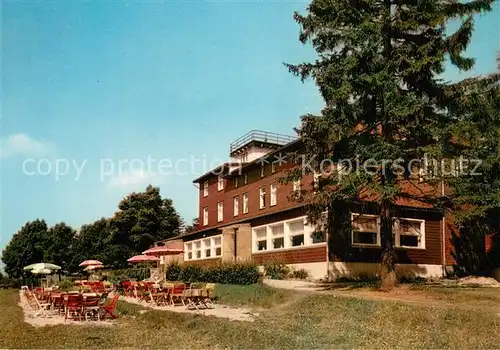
[288,220,304,247]
[271,224,285,249]
[293,179,301,192]
[313,171,320,191]
[271,162,276,173]
[255,227,267,251]
[217,174,224,191]
[186,235,222,260]
[214,236,222,256]
[185,243,193,260]
[233,196,239,216]
[195,241,202,259]
[244,173,248,184]
[204,238,212,258]
[235,176,239,188]
[311,230,326,244]
[259,187,266,209]
[352,214,380,246]
[395,218,425,248]
[217,202,223,222]
[203,207,208,226]
[203,181,208,197]
[243,193,249,213]
[260,166,265,177]
[270,184,277,206]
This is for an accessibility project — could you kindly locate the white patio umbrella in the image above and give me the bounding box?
[23,262,61,272]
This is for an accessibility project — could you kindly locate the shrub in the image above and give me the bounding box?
[165,262,262,285]
[58,279,75,292]
[264,261,291,280]
[179,265,204,282]
[290,268,309,280]
[108,267,148,284]
[165,262,182,281]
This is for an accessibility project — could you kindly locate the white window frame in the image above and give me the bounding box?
[184,235,223,260]
[244,173,248,184]
[242,193,249,214]
[293,179,301,192]
[194,241,202,259]
[271,162,276,173]
[394,218,426,249]
[203,238,212,258]
[185,242,193,260]
[233,196,239,217]
[351,213,381,247]
[217,202,223,222]
[213,236,222,256]
[203,181,209,197]
[203,207,208,226]
[217,174,224,191]
[288,218,305,247]
[235,176,239,188]
[254,227,268,252]
[270,223,285,249]
[259,187,266,209]
[260,166,265,178]
[251,215,325,253]
[270,183,277,206]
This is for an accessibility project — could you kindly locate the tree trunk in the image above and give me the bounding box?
[380,200,397,290]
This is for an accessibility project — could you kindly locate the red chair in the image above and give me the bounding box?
[122,282,133,296]
[101,293,120,320]
[64,294,83,322]
[169,284,186,306]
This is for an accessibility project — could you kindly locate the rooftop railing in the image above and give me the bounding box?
[229,130,297,153]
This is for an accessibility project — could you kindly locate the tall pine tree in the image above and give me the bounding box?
[287,0,494,289]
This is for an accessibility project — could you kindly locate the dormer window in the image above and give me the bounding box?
[217,174,224,191]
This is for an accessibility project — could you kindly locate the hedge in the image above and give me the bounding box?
[165,262,262,285]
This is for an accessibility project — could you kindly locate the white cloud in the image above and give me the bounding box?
[108,169,161,189]
[1,133,53,158]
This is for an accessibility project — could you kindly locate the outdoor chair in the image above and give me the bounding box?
[169,284,186,306]
[101,293,120,320]
[33,293,52,318]
[82,295,101,321]
[64,294,83,322]
[50,292,64,316]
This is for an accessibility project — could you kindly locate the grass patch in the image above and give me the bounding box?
[213,283,295,308]
[1,286,499,349]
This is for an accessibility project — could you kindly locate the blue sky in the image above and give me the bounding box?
[1,0,499,259]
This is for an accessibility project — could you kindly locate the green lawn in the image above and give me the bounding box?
[1,284,499,349]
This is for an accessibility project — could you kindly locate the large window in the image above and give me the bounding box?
[233,196,239,217]
[288,219,304,247]
[203,181,208,197]
[235,176,239,188]
[271,224,285,249]
[195,241,202,259]
[184,235,223,260]
[255,227,267,251]
[271,162,276,173]
[204,238,212,258]
[203,207,208,226]
[185,243,193,260]
[270,184,277,206]
[395,218,425,248]
[252,215,326,253]
[214,236,222,256]
[259,187,266,209]
[351,214,379,246]
[217,174,224,191]
[243,193,249,213]
[293,179,301,192]
[217,202,223,222]
[244,174,248,184]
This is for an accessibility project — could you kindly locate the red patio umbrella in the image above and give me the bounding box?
[127,255,160,263]
[142,246,183,256]
[79,260,103,267]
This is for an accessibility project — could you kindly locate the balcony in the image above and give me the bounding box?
[230,130,297,155]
